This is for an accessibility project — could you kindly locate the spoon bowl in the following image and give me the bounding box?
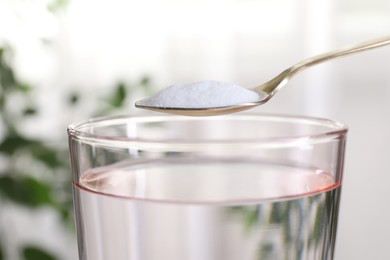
[136,101,264,116]
[136,35,390,116]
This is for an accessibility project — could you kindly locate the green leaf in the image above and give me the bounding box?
[0,135,39,155]
[56,199,73,224]
[109,82,127,108]
[47,0,69,12]
[269,202,284,224]
[0,47,30,93]
[0,135,63,167]
[139,76,155,95]
[259,243,274,259]
[22,246,57,260]
[68,93,79,105]
[30,143,64,168]
[17,83,33,92]
[244,207,259,230]
[0,242,4,260]
[140,76,150,86]
[0,57,17,89]
[0,175,54,208]
[23,107,37,116]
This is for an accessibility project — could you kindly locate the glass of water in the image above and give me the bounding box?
[68,114,347,260]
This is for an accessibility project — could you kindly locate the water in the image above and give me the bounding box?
[73,159,341,260]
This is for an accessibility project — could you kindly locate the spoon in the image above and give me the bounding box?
[136,35,390,116]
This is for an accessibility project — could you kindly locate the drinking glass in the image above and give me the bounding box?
[67,114,347,260]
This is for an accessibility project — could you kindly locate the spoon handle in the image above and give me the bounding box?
[294,35,390,72]
[258,35,390,95]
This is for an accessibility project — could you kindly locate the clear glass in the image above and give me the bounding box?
[68,114,347,260]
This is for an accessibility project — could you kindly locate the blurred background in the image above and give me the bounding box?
[0,0,389,259]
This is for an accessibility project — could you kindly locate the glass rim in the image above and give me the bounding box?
[67,113,348,149]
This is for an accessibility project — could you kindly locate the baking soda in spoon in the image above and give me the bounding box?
[137,80,262,109]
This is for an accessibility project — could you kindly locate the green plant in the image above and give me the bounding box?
[0,45,154,259]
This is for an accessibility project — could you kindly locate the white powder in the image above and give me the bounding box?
[138,80,261,109]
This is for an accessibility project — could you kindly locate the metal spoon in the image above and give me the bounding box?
[136,35,390,116]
